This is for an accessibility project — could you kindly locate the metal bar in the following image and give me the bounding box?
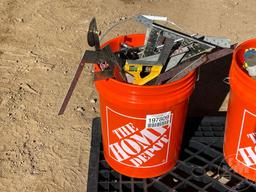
[166,55,208,83]
[167,48,235,83]
[157,38,175,66]
[102,45,127,82]
[205,47,234,63]
[83,50,107,63]
[58,52,87,115]
[153,48,234,85]
[165,51,187,72]
[203,36,231,48]
[58,45,126,115]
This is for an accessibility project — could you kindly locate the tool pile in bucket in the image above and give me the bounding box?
[58,15,236,115]
[86,16,235,85]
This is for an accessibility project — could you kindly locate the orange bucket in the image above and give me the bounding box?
[95,34,196,178]
[224,38,256,181]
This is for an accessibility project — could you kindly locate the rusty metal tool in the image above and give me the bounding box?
[58,45,127,115]
[141,22,232,67]
[58,52,90,115]
[166,47,235,83]
[147,47,235,85]
[102,45,127,82]
[58,17,127,115]
[58,18,102,115]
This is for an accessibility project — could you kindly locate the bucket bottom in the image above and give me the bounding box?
[104,150,177,178]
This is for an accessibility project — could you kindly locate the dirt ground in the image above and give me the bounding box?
[1,0,256,191]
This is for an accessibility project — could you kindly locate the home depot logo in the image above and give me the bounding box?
[236,110,256,170]
[106,107,173,168]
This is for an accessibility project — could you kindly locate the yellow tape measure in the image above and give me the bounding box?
[124,61,163,85]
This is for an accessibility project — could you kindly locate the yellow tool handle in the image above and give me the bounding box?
[124,63,162,85]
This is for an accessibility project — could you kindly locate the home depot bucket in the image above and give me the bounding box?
[95,34,196,178]
[224,39,256,181]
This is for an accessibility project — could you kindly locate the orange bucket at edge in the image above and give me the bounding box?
[224,38,256,181]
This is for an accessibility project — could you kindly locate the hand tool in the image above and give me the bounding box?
[101,45,127,82]
[136,21,224,85]
[166,47,235,83]
[123,63,163,85]
[143,22,215,61]
[165,51,187,71]
[59,18,103,115]
[58,48,124,115]
[58,51,92,115]
[146,47,235,85]
[58,18,126,115]
[135,15,168,51]
[141,20,231,62]
[123,45,189,85]
[59,15,235,115]
[139,20,235,85]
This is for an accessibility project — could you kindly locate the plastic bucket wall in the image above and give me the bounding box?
[95,34,196,178]
[224,39,256,181]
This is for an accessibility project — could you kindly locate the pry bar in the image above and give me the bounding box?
[151,47,234,85]
[167,47,235,82]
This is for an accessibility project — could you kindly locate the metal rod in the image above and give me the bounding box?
[58,52,87,115]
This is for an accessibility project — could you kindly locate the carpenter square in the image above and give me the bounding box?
[59,18,125,115]
[141,22,229,65]
[58,46,127,115]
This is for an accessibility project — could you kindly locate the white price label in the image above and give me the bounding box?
[146,111,171,128]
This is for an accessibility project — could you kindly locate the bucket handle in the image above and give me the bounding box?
[223,77,230,85]
[100,14,185,43]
